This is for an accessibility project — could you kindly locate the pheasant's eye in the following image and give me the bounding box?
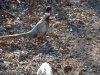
[46,6,52,12]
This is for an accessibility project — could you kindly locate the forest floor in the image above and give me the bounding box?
[0,0,100,75]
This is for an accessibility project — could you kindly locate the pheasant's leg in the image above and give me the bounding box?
[36,34,47,43]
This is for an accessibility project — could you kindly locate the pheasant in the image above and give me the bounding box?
[0,6,52,40]
[37,62,53,75]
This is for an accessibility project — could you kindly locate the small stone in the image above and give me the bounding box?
[86,36,93,41]
[56,64,61,69]
[19,54,27,61]
[78,69,87,75]
[1,70,21,75]
[0,58,4,63]
[0,26,5,32]
[0,63,8,71]
[64,65,72,73]
[53,21,61,27]
[4,25,12,30]
[52,67,57,73]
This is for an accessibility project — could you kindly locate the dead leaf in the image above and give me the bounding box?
[0,41,7,46]
[6,38,14,44]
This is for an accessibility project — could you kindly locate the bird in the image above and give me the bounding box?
[0,6,52,40]
[37,62,53,75]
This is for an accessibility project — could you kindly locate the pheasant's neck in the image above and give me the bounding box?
[45,16,49,25]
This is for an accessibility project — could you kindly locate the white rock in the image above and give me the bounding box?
[37,62,53,75]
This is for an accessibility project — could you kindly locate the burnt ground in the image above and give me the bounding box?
[0,0,100,75]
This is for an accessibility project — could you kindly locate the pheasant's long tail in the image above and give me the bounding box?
[0,32,29,40]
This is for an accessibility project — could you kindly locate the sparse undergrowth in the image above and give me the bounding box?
[0,0,100,75]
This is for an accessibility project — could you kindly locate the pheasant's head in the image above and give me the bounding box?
[44,6,52,24]
[45,6,52,13]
